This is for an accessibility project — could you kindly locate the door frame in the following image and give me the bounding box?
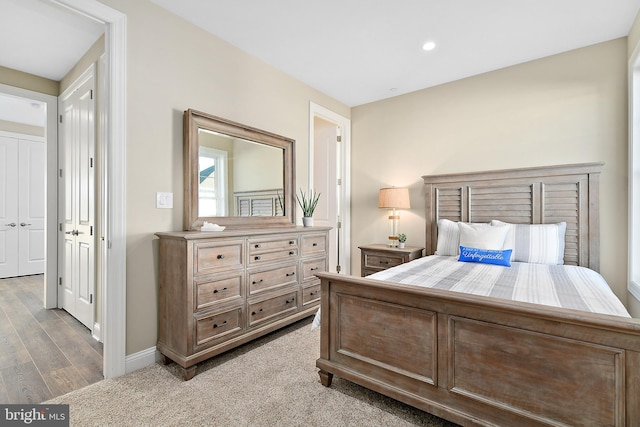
[50,0,127,378]
[308,102,351,275]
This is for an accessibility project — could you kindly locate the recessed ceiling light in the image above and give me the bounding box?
[422,41,436,51]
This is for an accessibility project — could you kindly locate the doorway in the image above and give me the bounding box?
[0,91,47,279]
[309,103,351,275]
[1,0,127,378]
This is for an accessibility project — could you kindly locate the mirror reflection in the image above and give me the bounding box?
[198,129,284,217]
[183,109,295,230]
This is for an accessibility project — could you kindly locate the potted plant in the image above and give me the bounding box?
[297,188,321,226]
[397,233,407,248]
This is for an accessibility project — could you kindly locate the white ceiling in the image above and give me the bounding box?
[0,0,638,114]
[151,0,640,106]
[0,0,104,81]
[0,0,104,126]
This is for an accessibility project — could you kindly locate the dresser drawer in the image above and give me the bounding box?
[302,282,320,306]
[248,262,297,295]
[364,253,403,270]
[248,248,298,265]
[301,257,326,281]
[248,290,298,326]
[301,233,326,256]
[194,240,244,275]
[195,306,243,346]
[194,271,243,311]
[248,236,298,254]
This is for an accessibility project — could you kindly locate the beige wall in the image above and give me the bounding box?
[628,12,640,317]
[0,120,44,136]
[60,34,105,94]
[0,66,58,96]
[101,0,350,354]
[351,39,630,306]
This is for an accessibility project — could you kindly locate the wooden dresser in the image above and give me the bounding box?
[155,226,329,380]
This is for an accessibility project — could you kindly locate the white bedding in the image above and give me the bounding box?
[311,255,630,330]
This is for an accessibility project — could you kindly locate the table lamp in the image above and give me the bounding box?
[378,187,410,247]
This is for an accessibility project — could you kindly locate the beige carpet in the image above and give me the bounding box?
[46,318,459,426]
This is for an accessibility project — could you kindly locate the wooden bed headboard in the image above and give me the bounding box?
[422,162,603,270]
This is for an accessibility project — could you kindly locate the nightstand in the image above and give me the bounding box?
[359,244,424,277]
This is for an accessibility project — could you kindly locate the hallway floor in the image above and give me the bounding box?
[0,274,103,403]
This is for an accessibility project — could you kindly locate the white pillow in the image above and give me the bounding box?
[491,220,566,265]
[435,219,490,256]
[458,222,508,250]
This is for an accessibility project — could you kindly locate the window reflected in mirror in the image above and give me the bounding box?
[198,128,285,217]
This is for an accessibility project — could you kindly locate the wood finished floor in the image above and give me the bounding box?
[0,274,103,403]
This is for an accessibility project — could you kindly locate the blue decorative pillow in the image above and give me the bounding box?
[459,246,512,267]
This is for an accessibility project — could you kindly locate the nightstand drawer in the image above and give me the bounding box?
[364,254,403,270]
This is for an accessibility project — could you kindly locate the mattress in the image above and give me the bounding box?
[369,255,631,318]
[311,255,630,330]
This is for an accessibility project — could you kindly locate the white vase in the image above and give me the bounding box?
[302,217,314,227]
[398,242,405,248]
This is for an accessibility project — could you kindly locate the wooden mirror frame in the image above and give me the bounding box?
[183,109,296,230]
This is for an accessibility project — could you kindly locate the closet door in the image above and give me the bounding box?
[18,138,45,275]
[0,136,19,278]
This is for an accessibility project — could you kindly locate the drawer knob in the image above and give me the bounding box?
[286,297,295,304]
[289,251,295,255]
[379,260,389,265]
[213,320,227,328]
[309,291,317,296]
[251,308,264,316]
[312,243,318,247]
[252,279,263,285]
[213,287,228,294]
[254,244,261,248]
[285,272,295,277]
[254,256,261,261]
[310,267,319,271]
[217,254,225,260]
[289,240,295,245]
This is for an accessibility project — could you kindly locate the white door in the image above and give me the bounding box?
[0,136,19,277]
[0,134,45,278]
[313,118,340,272]
[18,138,46,275]
[310,104,351,275]
[59,67,96,329]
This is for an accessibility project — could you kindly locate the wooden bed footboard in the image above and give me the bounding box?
[315,272,640,427]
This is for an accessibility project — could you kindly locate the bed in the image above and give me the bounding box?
[315,163,640,426]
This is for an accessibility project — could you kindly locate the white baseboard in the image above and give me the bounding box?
[92,322,101,342]
[125,346,160,374]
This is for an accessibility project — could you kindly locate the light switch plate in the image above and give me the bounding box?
[156,192,173,209]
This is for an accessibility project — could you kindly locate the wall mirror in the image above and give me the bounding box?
[184,109,295,230]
